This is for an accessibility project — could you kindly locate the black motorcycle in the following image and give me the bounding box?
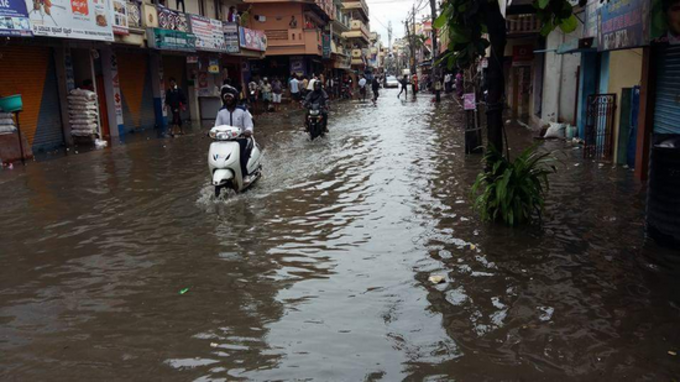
[306,103,325,141]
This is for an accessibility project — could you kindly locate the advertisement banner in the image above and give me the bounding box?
[238,26,266,51]
[147,27,196,52]
[597,0,651,51]
[109,53,123,126]
[190,14,225,52]
[208,57,219,73]
[112,0,127,35]
[290,55,305,75]
[156,4,188,32]
[0,0,32,37]
[464,93,476,110]
[26,0,115,41]
[651,0,680,45]
[223,22,239,53]
[322,33,331,59]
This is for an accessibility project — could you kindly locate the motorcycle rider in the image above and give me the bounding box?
[215,85,255,183]
[304,80,330,132]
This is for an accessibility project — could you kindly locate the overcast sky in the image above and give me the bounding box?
[366,0,433,47]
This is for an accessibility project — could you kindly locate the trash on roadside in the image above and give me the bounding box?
[210,342,219,348]
[469,244,476,250]
[574,163,580,167]
[95,139,108,149]
[669,350,677,356]
[428,275,446,284]
[179,288,190,295]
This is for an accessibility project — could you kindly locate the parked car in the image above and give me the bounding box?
[385,75,400,88]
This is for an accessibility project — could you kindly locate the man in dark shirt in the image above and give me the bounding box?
[165,77,186,136]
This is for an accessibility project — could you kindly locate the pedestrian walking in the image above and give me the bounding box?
[397,74,408,99]
[289,74,301,109]
[412,73,419,96]
[261,77,272,112]
[371,76,380,106]
[272,77,283,112]
[301,76,309,98]
[358,75,367,101]
[248,79,259,111]
[444,72,453,93]
[455,71,464,98]
[164,77,186,136]
[434,74,442,103]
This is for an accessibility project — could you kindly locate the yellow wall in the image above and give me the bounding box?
[607,48,643,163]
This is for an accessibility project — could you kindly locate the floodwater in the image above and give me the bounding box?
[1,90,679,381]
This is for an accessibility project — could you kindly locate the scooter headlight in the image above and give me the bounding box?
[209,130,217,139]
[309,109,320,116]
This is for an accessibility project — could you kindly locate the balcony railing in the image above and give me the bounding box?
[342,0,369,19]
[506,14,541,35]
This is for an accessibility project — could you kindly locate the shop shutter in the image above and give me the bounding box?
[0,46,64,152]
[654,45,680,134]
[117,51,157,132]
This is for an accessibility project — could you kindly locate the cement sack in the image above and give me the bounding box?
[0,118,15,126]
[0,125,17,134]
[544,123,566,139]
[69,100,96,107]
[69,110,98,118]
[69,89,97,100]
[69,104,98,111]
[72,130,94,137]
[0,112,14,119]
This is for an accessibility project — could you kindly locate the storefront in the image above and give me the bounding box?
[0,43,64,155]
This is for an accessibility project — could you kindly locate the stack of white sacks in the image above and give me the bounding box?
[0,112,17,135]
[68,89,99,137]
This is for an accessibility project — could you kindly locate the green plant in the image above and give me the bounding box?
[470,145,556,226]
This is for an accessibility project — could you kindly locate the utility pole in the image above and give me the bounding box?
[412,4,416,74]
[429,0,437,67]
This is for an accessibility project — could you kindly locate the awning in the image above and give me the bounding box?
[557,37,597,55]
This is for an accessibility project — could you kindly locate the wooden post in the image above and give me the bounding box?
[634,46,656,182]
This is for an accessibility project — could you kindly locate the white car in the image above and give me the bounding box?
[385,75,400,88]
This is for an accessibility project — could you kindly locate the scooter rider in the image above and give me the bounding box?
[304,80,329,131]
[215,85,255,183]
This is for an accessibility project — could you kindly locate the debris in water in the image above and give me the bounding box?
[469,244,476,250]
[179,288,190,295]
[428,275,445,284]
[574,163,580,167]
[210,342,219,348]
[669,350,677,356]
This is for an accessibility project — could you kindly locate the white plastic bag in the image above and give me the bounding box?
[544,123,566,139]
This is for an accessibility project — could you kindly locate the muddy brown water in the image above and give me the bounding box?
[1,91,679,381]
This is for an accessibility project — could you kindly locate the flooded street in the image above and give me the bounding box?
[1,90,679,380]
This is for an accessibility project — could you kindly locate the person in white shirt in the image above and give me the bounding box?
[444,73,453,93]
[215,85,255,182]
[358,75,367,101]
[289,74,301,108]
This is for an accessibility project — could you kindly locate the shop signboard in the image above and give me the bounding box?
[156,4,188,32]
[147,27,196,52]
[512,44,534,66]
[597,0,651,51]
[223,22,239,53]
[239,26,267,51]
[464,93,476,110]
[208,57,219,73]
[25,0,115,41]
[322,33,331,59]
[126,0,140,28]
[109,53,123,126]
[112,0,128,35]
[189,15,225,52]
[651,0,680,45]
[290,55,305,75]
[584,0,600,38]
[0,0,32,37]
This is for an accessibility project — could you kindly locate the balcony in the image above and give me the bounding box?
[342,0,368,20]
[341,20,369,43]
[264,28,322,55]
[506,14,541,35]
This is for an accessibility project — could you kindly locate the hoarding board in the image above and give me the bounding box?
[0,0,32,37]
[597,0,650,51]
[190,14,225,52]
[26,0,115,41]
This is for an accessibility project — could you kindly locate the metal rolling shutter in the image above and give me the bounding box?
[654,45,680,134]
[0,46,64,152]
[117,51,157,132]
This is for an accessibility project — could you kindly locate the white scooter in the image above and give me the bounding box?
[208,125,263,197]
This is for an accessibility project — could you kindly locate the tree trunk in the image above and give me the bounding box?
[484,0,507,154]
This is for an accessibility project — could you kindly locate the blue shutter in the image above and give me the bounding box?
[654,45,680,134]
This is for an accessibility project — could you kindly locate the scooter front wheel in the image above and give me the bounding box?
[215,185,224,198]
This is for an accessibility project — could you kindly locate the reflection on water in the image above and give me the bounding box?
[1,90,679,380]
